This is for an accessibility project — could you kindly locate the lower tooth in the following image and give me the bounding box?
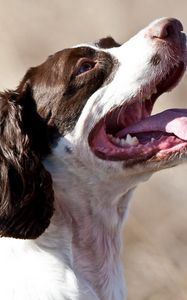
[116,137,121,144]
[125,134,139,145]
[131,137,139,145]
[120,139,126,146]
[109,134,139,146]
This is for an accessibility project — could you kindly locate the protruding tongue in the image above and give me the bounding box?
[117,109,187,141]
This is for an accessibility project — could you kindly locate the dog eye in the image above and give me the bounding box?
[76,61,96,76]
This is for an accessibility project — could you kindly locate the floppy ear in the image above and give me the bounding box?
[0,87,54,239]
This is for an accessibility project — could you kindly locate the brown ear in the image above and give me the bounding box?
[96,37,121,49]
[0,89,54,239]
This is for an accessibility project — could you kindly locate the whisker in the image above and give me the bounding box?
[117,105,124,127]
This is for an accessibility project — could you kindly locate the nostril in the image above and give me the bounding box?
[157,23,174,39]
[151,18,183,40]
[165,24,175,38]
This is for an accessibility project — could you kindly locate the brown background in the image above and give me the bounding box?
[0,1,187,299]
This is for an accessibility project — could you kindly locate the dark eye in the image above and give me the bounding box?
[76,61,96,76]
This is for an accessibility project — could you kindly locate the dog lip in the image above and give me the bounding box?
[88,61,187,162]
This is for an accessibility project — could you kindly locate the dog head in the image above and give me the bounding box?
[0,18,186,239]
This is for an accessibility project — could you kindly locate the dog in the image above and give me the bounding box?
[0,17,186,300]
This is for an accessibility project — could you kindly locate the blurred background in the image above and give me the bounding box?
[0,1,187,299]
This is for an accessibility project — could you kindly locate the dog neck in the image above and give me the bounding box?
[44,152,141,300]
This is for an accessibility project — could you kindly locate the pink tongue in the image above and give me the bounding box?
[117,109,187,141]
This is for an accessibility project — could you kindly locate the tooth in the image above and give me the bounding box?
[110,135,140,146]
[120,138,127,146]
[125,134,131,144]
[151,138,155,142]
[131,136,139,145]
[125,134,139,145]
[112,137,121,145]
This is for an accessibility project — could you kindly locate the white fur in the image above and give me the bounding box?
[0,19,186,300]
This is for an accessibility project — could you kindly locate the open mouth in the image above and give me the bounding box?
[88,61,187,163]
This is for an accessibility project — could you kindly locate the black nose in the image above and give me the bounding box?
[148,18,183,41]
